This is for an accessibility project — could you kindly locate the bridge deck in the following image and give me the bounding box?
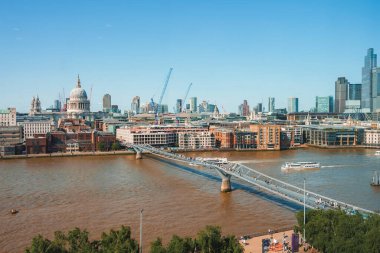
[133,144,374,216]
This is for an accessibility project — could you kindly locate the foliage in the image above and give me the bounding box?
[295,209,380,253]
[25,226,138,253]
[111,141,121,151]
[149,226,243,253]
[97,142,106,152]
[26,225,243,253]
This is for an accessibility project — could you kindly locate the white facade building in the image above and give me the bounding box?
[364,129,380,146]
[178,132,215,149]
[23,121,52,140]
[116,128,176,146]
[0,108,16,126]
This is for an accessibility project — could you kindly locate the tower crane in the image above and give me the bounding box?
[182,83,192,112]
[151,68,173,124]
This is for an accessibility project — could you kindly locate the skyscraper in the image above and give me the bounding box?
[103,94,111,112]
[316,96,334,113]
[238,100,250,116]
[189,97,197,113]
[335,77,348,113]
[345,83,362,112]
[176,99,182,113]
[131,96,140,114]
[372,67,380,112]
[348,83,362,100]
[288,97,299,113]
[268,97,275,113]
[361,48,377,112]
[256,103,263,113]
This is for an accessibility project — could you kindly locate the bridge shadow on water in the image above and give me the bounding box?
[149,155,303,212]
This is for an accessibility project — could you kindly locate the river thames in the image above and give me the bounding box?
[0,148,379,252]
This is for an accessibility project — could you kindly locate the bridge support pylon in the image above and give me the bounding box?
[221,176,231,192]
[216,169,231,192]
[136,151,142,160]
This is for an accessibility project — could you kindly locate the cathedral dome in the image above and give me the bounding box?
[70,87,88,100]
[69,76,88,101]
[67,75,91,117]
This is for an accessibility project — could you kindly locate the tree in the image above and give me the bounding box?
[97,142,105,152]
[150,238,166,253]
[295,209,380,253]
[111,141,121,151]
[99,225,139,253]
[166,235,194,253]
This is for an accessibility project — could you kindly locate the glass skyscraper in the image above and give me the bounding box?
[372,67,380,112]
[361,48,377,112]
[348,83,362,100]
[268,97,275,113]
[189,97,197,113]
[176,99,182,113]
[288,97,299,113]
[316,96,334,113]
[335,77,348,113]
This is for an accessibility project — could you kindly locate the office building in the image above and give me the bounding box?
[0,126,22,146]
[335,77,348,113]
[362,48,377,112]
[268,97,275,113]
[178,132,215,149]
[364,129,380,147]
[238,100,250,116]
[23,121,52,140]
[372,67,380,112]
[131,96,140,114]
[103,94,111,112]
[189,97,197,113]
[316,96,334,113]
[0,108,16,126]
[111,105,120,113]
[288,97,299,113]
[256,103,263,113]
[176,99,182,113]
[345,83,362,113]
[348,83,361,100]
[54,100,61,111]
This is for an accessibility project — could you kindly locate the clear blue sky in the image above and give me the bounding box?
[0,0,379,113]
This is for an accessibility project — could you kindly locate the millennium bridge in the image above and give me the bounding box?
[132,144,375,216]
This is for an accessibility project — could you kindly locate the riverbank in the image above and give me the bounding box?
[0,150,136,159]
[1,144,379,160]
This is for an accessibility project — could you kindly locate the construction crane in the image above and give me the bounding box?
[182,83,192,112]
[152,68,173,124]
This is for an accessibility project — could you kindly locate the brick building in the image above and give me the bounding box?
[249,124,281,150]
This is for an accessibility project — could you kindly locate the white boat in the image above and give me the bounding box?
[281,162,320,171]
[371,171,380,186]
[197,157,228,164]
[375,151,380,156]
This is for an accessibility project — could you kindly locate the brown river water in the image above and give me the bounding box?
[1,148,379,252]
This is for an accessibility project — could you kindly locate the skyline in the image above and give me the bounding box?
[1,1,379,113]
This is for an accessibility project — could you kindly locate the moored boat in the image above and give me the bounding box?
[375,151,380,156]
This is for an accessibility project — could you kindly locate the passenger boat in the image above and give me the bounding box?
[196,157,228,164]
[375,151,380,156]
[281,162,320,171]
[371,171,380,186]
